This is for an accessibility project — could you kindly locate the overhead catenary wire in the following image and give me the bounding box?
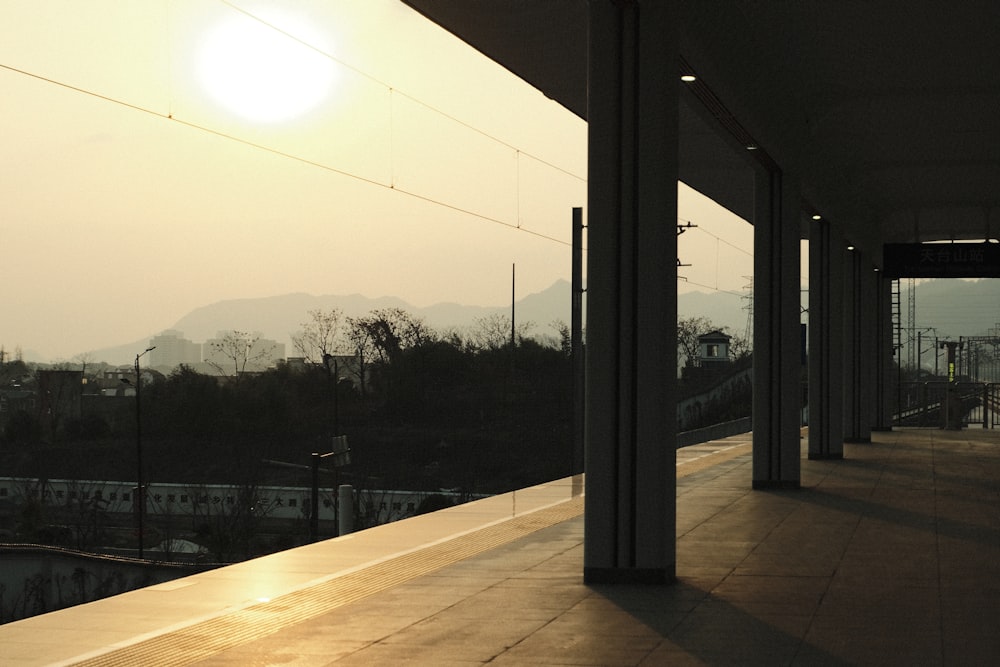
[1,0,585,250]
[219,0,586,185]
[679,278,746,299]
[685,221,754,257]
[0,61,572,248]
[677,217,753,297]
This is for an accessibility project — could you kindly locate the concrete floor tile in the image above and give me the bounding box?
[637,643,717,666]
[734,545,844,577]
[942,636,1000,664]
[373,613,549,660]
[440,585,584,620]
[273,605,433,640]
[802,616,943,666]
[708,575,828,616]
[678,539,759,567]
[492,626,665,666]
[589,581,711,611]
[331,640,488,666]
[665,608,806,665]
[818,579,940,619]
[541,604,684,640]
[834,549,939,582]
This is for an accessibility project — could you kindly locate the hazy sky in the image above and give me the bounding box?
[1,0,753,361]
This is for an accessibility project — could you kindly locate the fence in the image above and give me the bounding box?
[896,381,1000,428]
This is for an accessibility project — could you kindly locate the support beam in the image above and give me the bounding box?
[752,170,802,488]
[857,266,879,435]
[808,219,844,460]
[584,1,678,584]
[872,271,895,431]
[843,249,873,443]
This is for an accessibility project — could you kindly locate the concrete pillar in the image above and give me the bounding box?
[752,170,802,489]
[843,248,873,442]
[857,260,877,438]
[842,248,860,440]
[584,1,678,584]
[808,219,844,459]
[872,272,895,430]
[338,485,354,536]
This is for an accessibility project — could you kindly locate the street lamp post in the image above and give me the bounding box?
[322,353,341,437]
[133,346,155,558]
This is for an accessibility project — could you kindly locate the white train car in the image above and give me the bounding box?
[0,477,482,526]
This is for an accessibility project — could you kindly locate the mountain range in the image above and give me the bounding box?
[52,277,995,367]
[79,280,750,366]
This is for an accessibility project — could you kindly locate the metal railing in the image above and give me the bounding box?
[896,381,999,428]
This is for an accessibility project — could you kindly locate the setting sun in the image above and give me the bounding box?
[196,11,336,124]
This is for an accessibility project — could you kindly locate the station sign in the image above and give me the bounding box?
[883,243,1000,278]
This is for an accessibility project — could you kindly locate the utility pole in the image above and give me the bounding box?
[511,263,516,350]
[907,277,917,372]
[571,207,585,476]
[133,346,155,559]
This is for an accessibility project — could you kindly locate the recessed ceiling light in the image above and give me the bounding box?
[746,144,758,151]
[847,245,855,251]
[680,74,697,82]
[812,214,822,220]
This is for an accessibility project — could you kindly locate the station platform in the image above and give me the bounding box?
[2,428,998,665]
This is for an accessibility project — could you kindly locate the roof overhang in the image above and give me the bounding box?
[403,1,1000,251]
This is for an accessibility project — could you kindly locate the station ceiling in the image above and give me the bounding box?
[403,1,1000,256]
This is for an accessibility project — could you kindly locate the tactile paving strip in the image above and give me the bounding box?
[74,496,585,666]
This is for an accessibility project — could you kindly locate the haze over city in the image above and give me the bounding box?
[1,0,754,362]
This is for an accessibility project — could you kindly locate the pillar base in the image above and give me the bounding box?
[752,480,801,490]
[808,452,844,460]
[584,567,676,585]
[871,426,893,432]
[844,437,871,443]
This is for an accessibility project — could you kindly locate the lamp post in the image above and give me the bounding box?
[133,346,155,558]
[322,353,340,437]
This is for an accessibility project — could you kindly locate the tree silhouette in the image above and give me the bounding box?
[467,313,534,351]
[205,330,275,381]
[292,308,345,368]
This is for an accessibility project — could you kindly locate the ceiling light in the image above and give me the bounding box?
[680,74,696,82]
[847,245,855,251]
[812,214,822,220]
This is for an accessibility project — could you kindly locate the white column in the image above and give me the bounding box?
[872,272,895,431]
[843,248,873,442]
[584,1,679,584]
[752,170,802,488]
[808,219,845,459]
[858,264,878,437]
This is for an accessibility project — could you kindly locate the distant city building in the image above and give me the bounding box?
[100,366,158,396]
[323,353,365,391]
[140,330,291,374]
[148,330,203,369]
[0,388,35,430]
[279,354,366,391]
[282,357,309,373]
